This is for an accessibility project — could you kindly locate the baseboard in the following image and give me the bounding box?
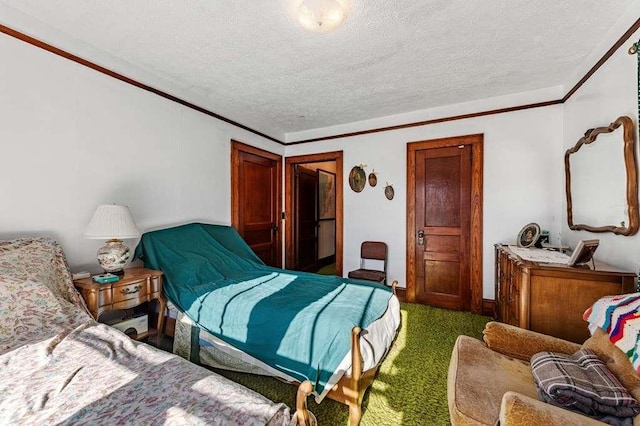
[482,299,496,318]
[392,290,494,316]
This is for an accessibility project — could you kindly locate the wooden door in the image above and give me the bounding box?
[231,141,282,267]
[295,166,318,271]
[407,135,483,314]
[414,145,471,310]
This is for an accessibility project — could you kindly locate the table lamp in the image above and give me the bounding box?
[83,204,141,275]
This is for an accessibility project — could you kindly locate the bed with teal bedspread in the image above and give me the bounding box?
[134,223,396,398]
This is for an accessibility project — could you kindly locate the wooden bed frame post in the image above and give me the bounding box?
[349,326,363,425]
[325,280,398,425]
[295,381,314,425]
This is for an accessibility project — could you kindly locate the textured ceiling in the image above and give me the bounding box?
[0,0,635,141]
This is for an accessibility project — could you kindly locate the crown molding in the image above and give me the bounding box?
[0,24,284,145]
[3,16,639,147]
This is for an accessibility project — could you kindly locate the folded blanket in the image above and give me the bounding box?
[583,293,640,372]
[531,349,640,424]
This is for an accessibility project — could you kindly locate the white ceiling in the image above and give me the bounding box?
[0,0,636,141]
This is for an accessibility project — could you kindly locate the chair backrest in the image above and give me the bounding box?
[360,241,387,271]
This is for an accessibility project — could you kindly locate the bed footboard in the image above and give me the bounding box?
[324,326,370,425]
[325,280,399,425]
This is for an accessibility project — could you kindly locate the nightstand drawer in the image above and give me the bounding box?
[88,287,113,308]
[112,280,148,305]
[150,276,161,294]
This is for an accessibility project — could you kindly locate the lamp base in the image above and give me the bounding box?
[96,239,131,275]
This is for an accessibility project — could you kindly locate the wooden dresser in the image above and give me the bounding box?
[494,244,635,343]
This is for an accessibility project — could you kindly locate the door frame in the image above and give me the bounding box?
[230,140,283,266]
[406,134,483,314]
[285,151,344,276]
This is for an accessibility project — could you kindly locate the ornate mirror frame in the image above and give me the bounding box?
[565,115,639,236]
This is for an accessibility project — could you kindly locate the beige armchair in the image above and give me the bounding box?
[447,321,640,425]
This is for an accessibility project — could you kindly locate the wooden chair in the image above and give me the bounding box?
[347,241,387,285]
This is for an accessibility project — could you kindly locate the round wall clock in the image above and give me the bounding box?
[349,166,366,192]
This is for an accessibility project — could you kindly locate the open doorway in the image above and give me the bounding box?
[285,151,343,276]
[295,161,336,273]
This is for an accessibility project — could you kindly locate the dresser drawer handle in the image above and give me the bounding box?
[120,285,141,295]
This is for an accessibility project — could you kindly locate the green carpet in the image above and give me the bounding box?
[212,303,489,425]
[316,262,337,275]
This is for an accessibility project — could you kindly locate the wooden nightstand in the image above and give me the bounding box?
[74,267,166,343]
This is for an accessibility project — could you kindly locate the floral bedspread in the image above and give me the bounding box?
[0,238,291,425]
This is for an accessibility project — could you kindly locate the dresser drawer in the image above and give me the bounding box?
[508,281,520,324]
[112,279,148,305]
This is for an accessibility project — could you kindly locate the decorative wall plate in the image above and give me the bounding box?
[368,170,378,187]
[349,166,366,192]
[384,183,394,200]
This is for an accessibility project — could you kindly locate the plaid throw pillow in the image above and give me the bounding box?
[531,349,640,420]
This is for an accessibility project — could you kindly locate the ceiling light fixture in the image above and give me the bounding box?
[296,0,348,33]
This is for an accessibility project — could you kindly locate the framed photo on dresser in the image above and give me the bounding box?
[567,239,599,266]
[516,223,541,248]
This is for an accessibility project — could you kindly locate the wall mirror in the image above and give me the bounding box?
[565,115,639,236]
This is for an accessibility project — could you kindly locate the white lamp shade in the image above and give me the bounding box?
[83,204,140,240]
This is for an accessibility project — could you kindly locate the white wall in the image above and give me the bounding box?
[562,26,640,274]
[0,33,283,273]
[286,100,565,298]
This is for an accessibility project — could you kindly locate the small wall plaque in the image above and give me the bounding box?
[368,170,378,187]
[384,183,394,200]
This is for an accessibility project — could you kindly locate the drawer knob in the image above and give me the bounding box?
[120,285,141,295]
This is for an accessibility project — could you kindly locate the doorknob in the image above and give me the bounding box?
[272,225,279,234]
[417,230,425,246]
